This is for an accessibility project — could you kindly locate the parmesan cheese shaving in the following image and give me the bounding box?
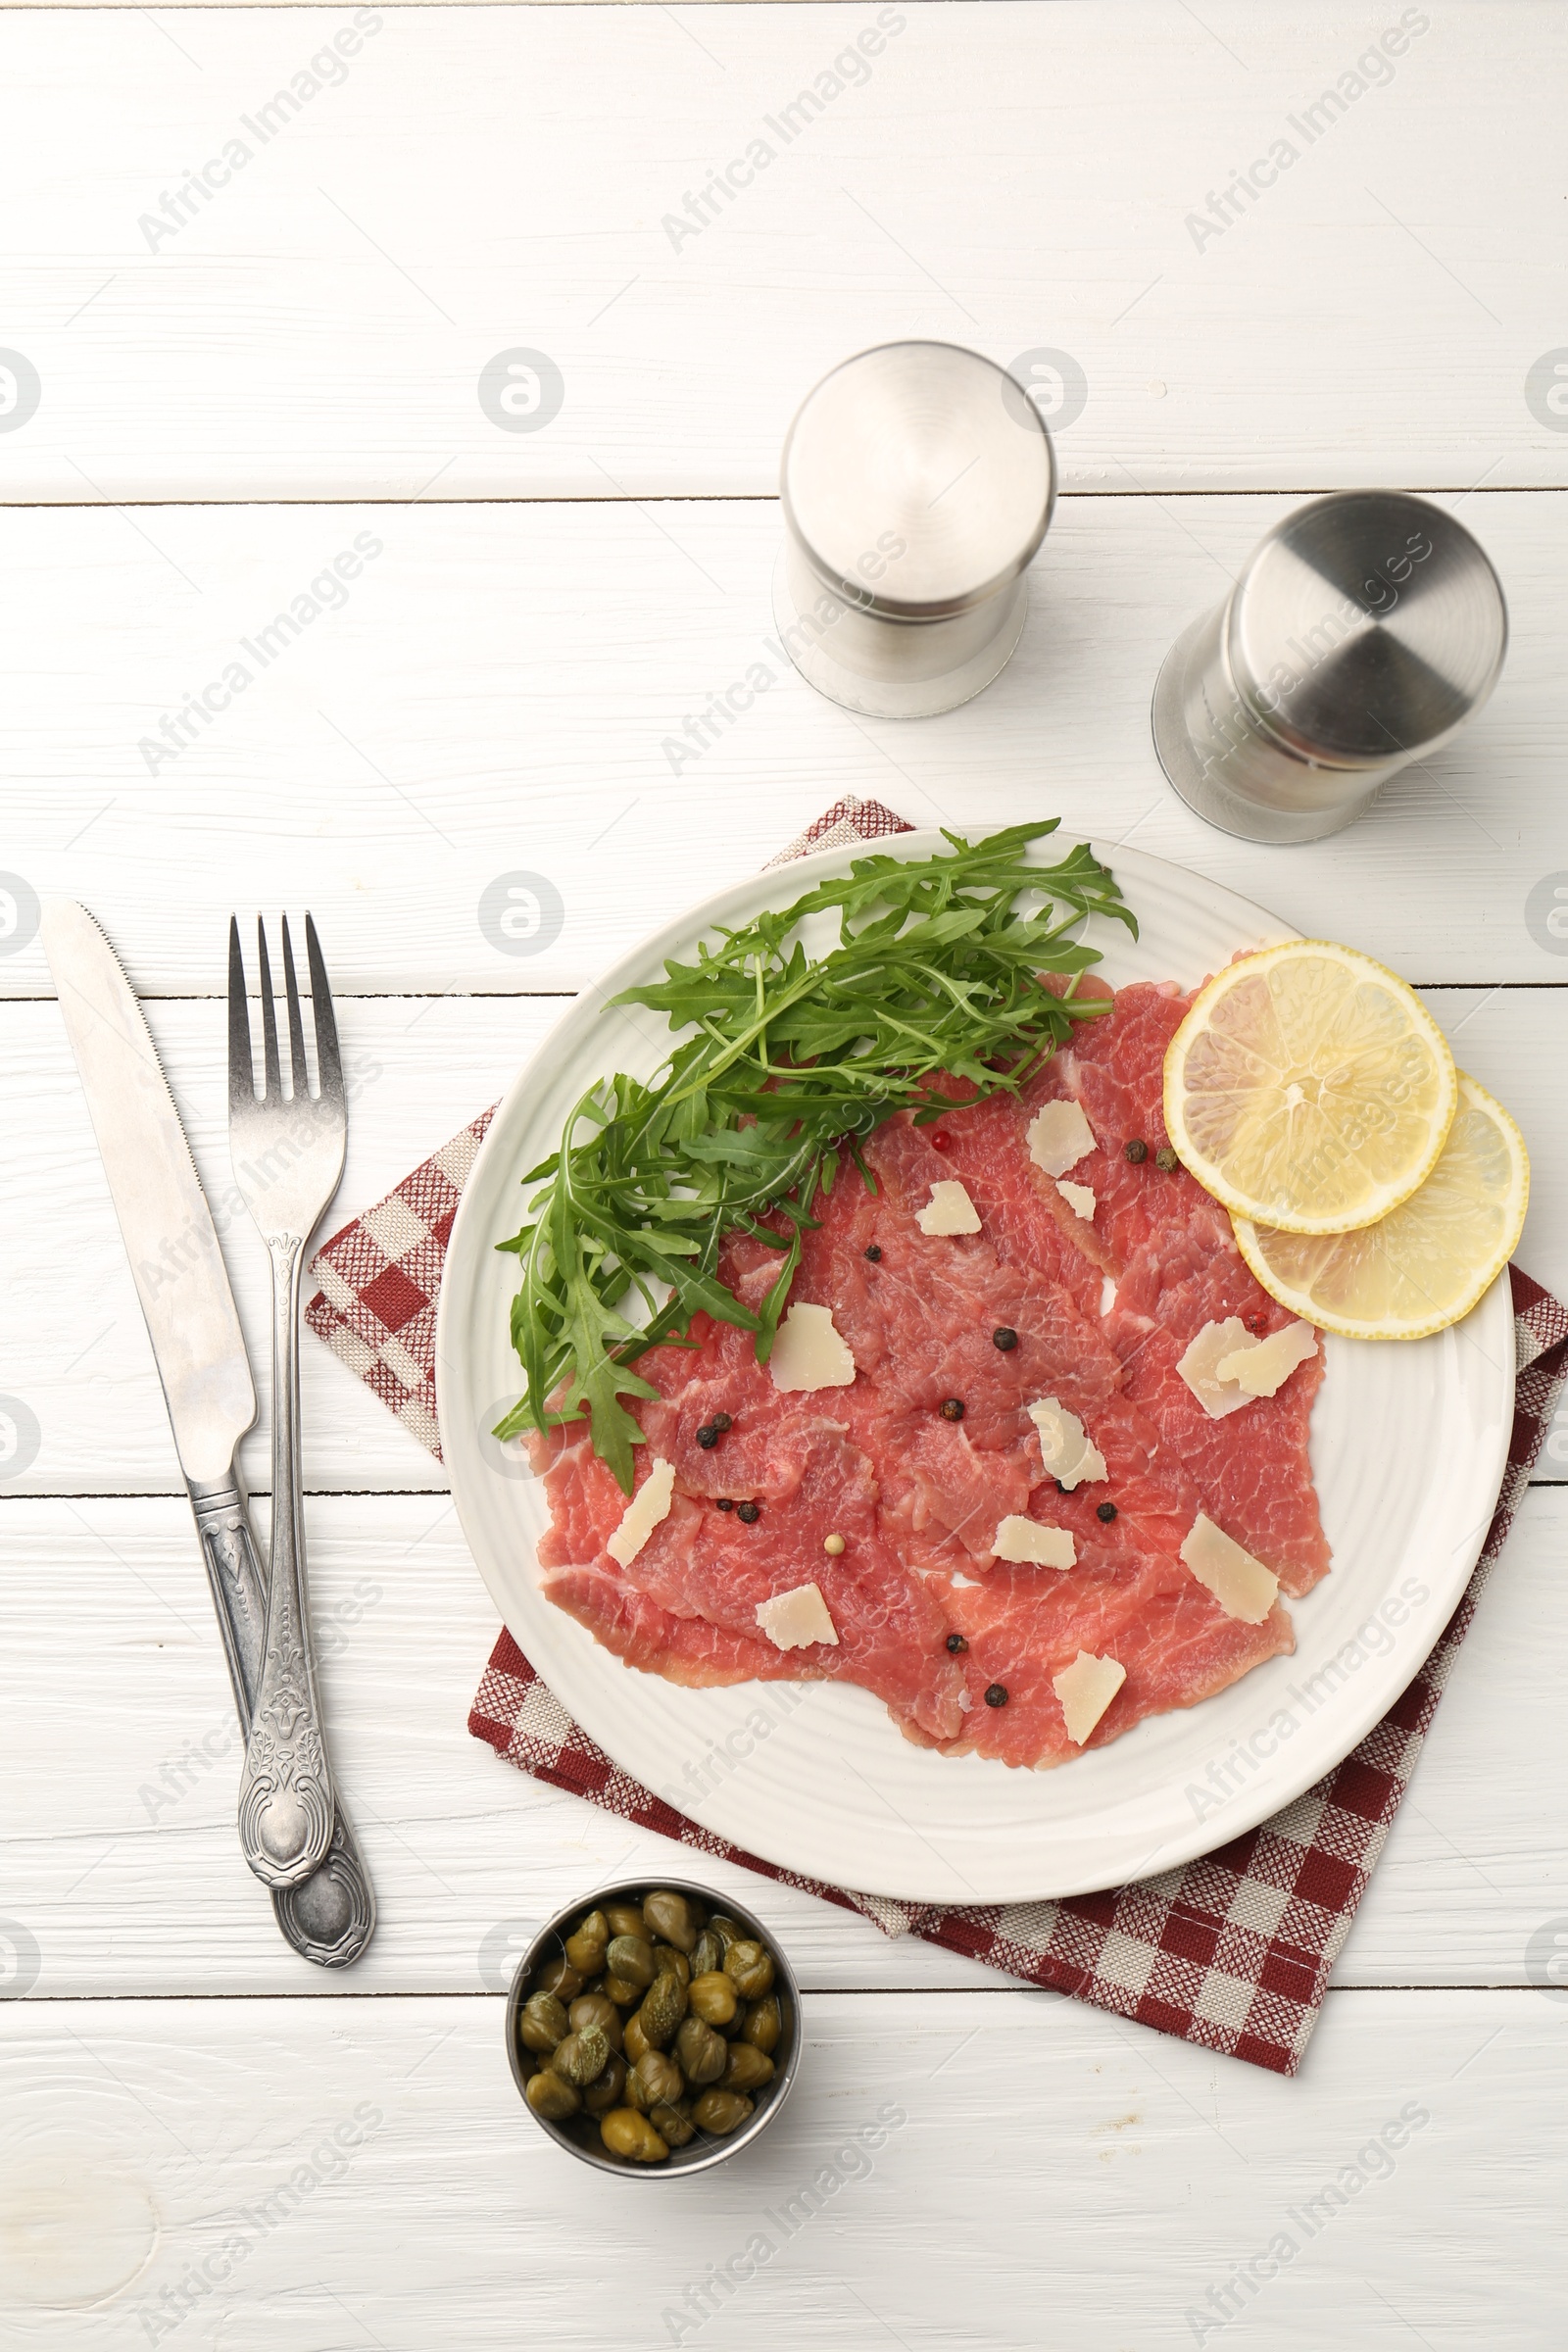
[1058,1180,1097,1222]
[1054,1650,1126,1745]
[606,1457,675,1568]
[1176,1317,1255,1420]
[1216,1319,1319,1397]
[768,1302,857,1393]
[1027,1396,1108,1490]
[1179,1513,1279,1624]
[755,1581,839,1651]
[1026,1098,1097,1177]
[992,1517,1076,1569]
[915,1180,982,1236]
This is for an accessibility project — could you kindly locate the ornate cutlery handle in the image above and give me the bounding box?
[237,1235,336,1889]
[192,1475,375,1967]
[192,1478,269,1725]
[273,1810,377,1968]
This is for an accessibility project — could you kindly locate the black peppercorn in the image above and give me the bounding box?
[992,1327,1018,1351]
[984,1683,1008,1708]
[1154,1146,1180,1173]
[714,1496,735,1511]
[939,1398,965,1422]
[697,1424,718,1449]
[736,1501,760,1524]
[1097,1500,1117,1523]
[865,1245,882,1261]
[1125,1139,1149,1164]
[711,1412,733,1434]
[946,1632,968,1654]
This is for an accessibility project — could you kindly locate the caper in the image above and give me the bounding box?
[691,2088,753,2135]
[634,1969,688,2049]
[652,1943,691,1985]
[622,2012,653,2067]
[533,1954,585,2004]
[605,1902,646,1939]
[690,1930,725,1977]
[722,1939,775,2000]
[568,1992,623,2053]
[721,2042,775,2094]
[602,1972,644,2007]
[549,2025,610,2088]
[688,1971,739,2028]
[564,1909,610,1974]
[517,1990,569,2054]
[675,2014,728,2086]
[706,1913,745,1949]
[741,1995,781,2055]
[606,1934,656,1991]
[650,2098,696,2148]
[525,2069,580,2123]
[581,2049,627,2117]
[642,1890,699,1953]
[600,2108,667,2163]
[626,2050,684,2115]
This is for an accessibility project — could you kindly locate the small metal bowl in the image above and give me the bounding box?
[505,1877,802,2177]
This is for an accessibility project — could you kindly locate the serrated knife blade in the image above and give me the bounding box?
[43,898,255,1484]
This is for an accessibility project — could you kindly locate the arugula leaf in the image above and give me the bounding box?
[496,823,1133,1489]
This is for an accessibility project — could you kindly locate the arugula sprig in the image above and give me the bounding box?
[496,822,1134,1492]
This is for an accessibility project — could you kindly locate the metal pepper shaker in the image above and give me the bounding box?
[1151,490,1507,844]
[772,341,1055,719]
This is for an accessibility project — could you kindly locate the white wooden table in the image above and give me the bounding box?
[3,4,1566,2342]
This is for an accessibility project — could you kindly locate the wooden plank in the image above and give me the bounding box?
[0,5,1563,499]
[0,492,1563,1004]
[0,1489,1563,1997]
[3,977,1563,1499]
[1,1986,1562,2344]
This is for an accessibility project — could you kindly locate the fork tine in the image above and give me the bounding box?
[305,913,343,1105]
[256,918,282,1102]
[280,915,310,1102]
[227,916,254,1108]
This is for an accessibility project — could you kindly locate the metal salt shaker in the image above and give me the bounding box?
[1151,490,1507,844]
[773,341,1055,718]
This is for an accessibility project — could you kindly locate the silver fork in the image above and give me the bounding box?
[228,913,345,1889]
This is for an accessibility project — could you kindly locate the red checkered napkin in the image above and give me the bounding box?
[307,796,1568,2075]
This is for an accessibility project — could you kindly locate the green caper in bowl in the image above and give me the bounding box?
[505,1880,800,2175]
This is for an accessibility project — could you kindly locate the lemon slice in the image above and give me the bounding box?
[1234,1074,1527,1341]
[1163,941,1457,1235]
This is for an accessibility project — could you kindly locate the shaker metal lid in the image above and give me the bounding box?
[779,341,1055,622]
[1227,490,1507,770]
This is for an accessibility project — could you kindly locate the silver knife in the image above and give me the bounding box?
[42,900,375,1968]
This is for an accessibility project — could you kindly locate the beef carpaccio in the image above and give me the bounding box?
[532,979,1328,1770]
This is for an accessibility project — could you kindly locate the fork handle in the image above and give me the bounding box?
[191,1474,375,1966]
[237,1234,336,1889]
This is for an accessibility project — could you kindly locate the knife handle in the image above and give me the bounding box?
[189,1473,376,1969]
[191,1477,269,1729]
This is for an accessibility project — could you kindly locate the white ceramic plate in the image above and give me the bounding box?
[437,834,1513,1901]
